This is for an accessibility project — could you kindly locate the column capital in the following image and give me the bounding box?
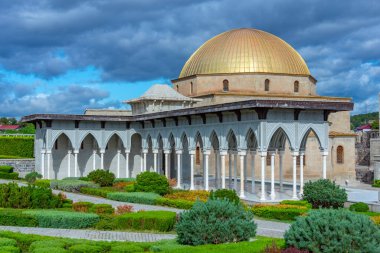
[175,150,183,154]
[189,150,196,155]
[219,150,228,156]
[73,149,79,154]
[41,149,46,154]
[125,149,130,154]
[67,150,73,154]
[117,150,121,154]
[93,149,97,154]
[163,149,171,154]
[278,150,285,156]
[269,150,276,156]
[260,151,267,157]
[99,149,105,154]
[203,150,211,155]
[299,151,305,156]
[229,150,238,155]
[152,149,159,154]
[45,150,52,154]
[321,151,328,156]
[292,151,299,157]
[142,149,148,154]
[238,150,247,156]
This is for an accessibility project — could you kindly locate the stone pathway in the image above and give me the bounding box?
[0,226,176,242]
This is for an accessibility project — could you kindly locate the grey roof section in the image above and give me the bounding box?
[125,84,194,103]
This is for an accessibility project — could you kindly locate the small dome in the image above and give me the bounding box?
[179,28,310,78]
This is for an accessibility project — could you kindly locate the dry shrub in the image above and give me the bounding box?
[116,205,134,215]
[164,190,209,202]
[169,178,177,187]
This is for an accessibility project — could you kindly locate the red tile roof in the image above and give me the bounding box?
[0,125,21,130]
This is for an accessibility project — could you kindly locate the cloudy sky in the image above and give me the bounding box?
[0,0,379,117]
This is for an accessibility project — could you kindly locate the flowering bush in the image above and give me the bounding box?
[164,190,209,202]
[116,205,134,215]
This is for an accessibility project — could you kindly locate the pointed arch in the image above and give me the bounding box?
[156,133,164,149]
[227,129,237,151]
[50,132,73,150]
[268,127,292,151]
[78,132,100,151]
[246,128,258,151]
[194,131,203,149]
[209,130,220,150]
[180,132,189,149]
[168,133,176,148]
[299,127,323,151]
[104,131,125,150]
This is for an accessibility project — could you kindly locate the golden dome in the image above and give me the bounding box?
[179,28,310,78]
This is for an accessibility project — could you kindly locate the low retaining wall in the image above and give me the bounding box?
[0,159,35,177]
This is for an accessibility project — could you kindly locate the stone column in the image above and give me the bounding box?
[215,152,219,188]
[164,150,170,179]
[100,149,105,170]
[292,151,299,200]
[41,150,46,178]
[125,149,130,178]
[233,152,238,191]
[67,150,72,177]
[176,150,182,188]
[153,149,158,173]
[299,152,304,195]
[260,151,267,201]
[279,150,284,192]
[239,151,246,198]
[117,150,121,178]
[228,152,232,188]
[142,149,148,172]
[189,150,195,190]
[322,151,328,179]
[46,150,51,179]
[92,150,97,171]
[203,150,210,190]
[220,150,227,189]
[74,149,79,178]
[251,151,256,193]
[270,151,276,200]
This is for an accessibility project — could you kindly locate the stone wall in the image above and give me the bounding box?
[0,159,35,177]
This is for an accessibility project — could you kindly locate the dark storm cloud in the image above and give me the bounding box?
[0,0,379,114]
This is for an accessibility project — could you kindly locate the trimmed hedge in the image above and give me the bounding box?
[69,244,103,253]
[116,211,176,232]
[251,204,308,221]
[0,183,63,209]
[0,136,34,158]
[24,210,100,229]
[107,192,160,205]
[89,204,114,215]
[114,178,135,183]
[88,170,115,187]
[0,209,38,227]
[72,202,94,212]
[0,166,13,173]
[280,200,312,209]
[349,202,370,212]
[50,180,99,192]
[80,187,118,198]
[373,179,380,188]
[0,238,17,247]
[0,172,19,180]
[34,180,51,189]
[156,197,194,209]
[134,172,170,195]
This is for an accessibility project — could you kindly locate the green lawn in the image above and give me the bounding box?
[0,231,284,253]
[0,155,30,159]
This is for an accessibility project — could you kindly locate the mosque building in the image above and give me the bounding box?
[22,28,355,201]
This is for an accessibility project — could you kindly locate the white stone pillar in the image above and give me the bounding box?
[239,151,246,198]
[176,150,182,188]
[153,149,158,173]
[74,150,79,178]
[251,151,256,193]
[100,149,105,170]
[270,151,276,200]
[92,150,97,171]
[220,151,227,189]
[300,152,304,195]
[203,150,210,190]
[142,149,148,172]
[260,151,267,201]
[279,150,284,192]
[292,151,299,200]
[164,150,170,179]
[322,151,328,179]
[228,152,232,188]
[117,150,121,178]
[46,150,51,179]
[234,152,238,191]
[215,152,219,188]
[125,149,130,178]
[189,150,195,190]
[41,150,46,178]
[67,150,72,178]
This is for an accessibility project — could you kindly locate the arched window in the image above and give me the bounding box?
[196,146,201,165]
[223,79,229,92]
[265,79,270,91]
[337,146,344,164]
[190,82,194,94]
[294,81,299,93]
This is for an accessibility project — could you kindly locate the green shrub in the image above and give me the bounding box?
[114,178,135,183]
[134,172,169,195]
[209,189,240,204]
[29,240,66,251]
[89,204,114,215]
[349,202,370,212]
[88,170,115,187]
[72,202,94,212]
[155,197,194,209]
[25,172,42,184]
[0,172,19,180]
[0,136,34,158]
[24,210,100,229]
[110,245,144,253]
[280,200,312,209]
[0,238,17,247]
[63,203,73,208]
[285,209,380,253]
[95,216,117,231]
[0,183,62,209]
[32,247,67,253]
[50,180,99,192]
[0,166,14,173]
[302,179,347,208]
[69,244,103,253]
[0,209,38,227]
[124,184,135,192]
[251,204,308,221]
[373,179,380,187]
[79,187,117,198]
[0,246,20,253]
[34,180,51,189]
[116,211,176,232]
[176,199,256,245]
[107,192,160,205]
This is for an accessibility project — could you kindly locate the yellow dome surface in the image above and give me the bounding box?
[179,28,310,78]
